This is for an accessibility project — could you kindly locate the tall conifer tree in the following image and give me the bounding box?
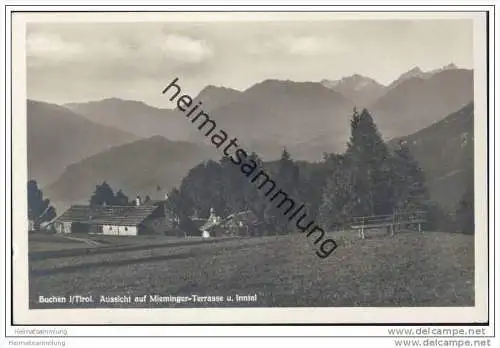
[318,155,352,230]
[391,141,428,213]
[261,148,301,234]
[345,108,393,216]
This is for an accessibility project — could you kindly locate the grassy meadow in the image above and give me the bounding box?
[29,231,474,308]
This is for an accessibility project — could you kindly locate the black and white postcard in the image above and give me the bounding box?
[8,10,490,326]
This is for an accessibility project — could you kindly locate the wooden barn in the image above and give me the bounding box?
[54,204,166,236]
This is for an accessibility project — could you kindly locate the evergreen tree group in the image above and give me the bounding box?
[71,107,469,236]
[89,181,131,206]
[318,109,430,230]
[32,105,475,236]
[165,108,445,235]
[27,180,56,231]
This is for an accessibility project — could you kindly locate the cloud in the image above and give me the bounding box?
[27,33,84,59]
[286,36,327,56]
[26,32,131,66]
[247,35,342,57]
[160,34,213,63]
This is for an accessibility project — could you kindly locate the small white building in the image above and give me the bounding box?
[54,204,166,236]
[199,208,221,238]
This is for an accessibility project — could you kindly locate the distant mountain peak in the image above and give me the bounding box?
[96,97,131,104]
[429,63,459,75]
[147,134,169,142]
[190,84,242,111]
[322,74,384,88]
[397,66,423,81]
[320,78,338,87]
[389,63,461,89]
[198,84,240,94]
[245,79,329,94]
[66,97,155,110]
[253,78,294,88]
[320,74,386,106]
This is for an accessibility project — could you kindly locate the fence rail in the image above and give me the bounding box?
[350,211,427,239]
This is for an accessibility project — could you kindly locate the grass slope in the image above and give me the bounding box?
[29,232,473,309]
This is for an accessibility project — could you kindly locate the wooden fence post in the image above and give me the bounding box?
[391,213,395,237]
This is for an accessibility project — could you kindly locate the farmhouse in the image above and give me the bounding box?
[54,204,166,236]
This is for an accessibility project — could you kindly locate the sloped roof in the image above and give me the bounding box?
[56,204,161,226]
[225,210,259,222]
[200,216,221,231]
[203,210,261,231]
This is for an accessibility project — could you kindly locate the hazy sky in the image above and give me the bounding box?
[26,19,473,107]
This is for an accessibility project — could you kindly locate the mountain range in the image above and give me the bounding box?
[44,136,216,212]
[192,79,355,159]
[64,65,472,159]
[27,100,137,186]
[64,98,192,141]
[369,68,473,140]
[389,102,473,211]
[27,64,474,211]
[386,63,458,90]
